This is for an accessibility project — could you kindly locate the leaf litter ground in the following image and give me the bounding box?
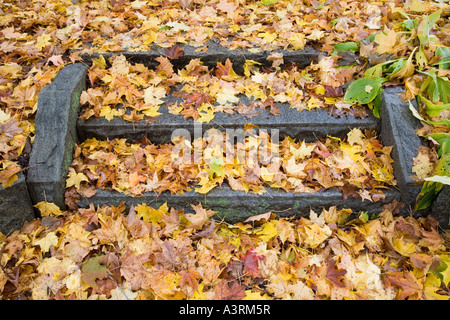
[1,201,449,300]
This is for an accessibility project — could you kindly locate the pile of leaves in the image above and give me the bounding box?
[1,0,449,194]
[1,202,449,300]
[64,128,396,206]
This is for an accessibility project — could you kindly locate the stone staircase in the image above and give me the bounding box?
[20,43,448,227]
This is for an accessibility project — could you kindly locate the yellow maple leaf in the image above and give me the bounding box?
[217,226,241,249]
[33,231,58,252]
[141,106,162,118]
[347,128,365,146]
[66,170,89,189]
[144,86,166,105]
[424,273,449,300]
[374,28,398,55]
[288,33,306,50]
[196,103,215,123]
[92,55,107,69]
[290,141,315,160]
[34,201,62,217]
[99,106,118,121]
[257,32,277,43]
[256,220,278,242]
[301,222,332,248]
[36,33,51,51]
[136,202,169,225]
[438,254,450,287]
[391,237,417,257]
[243,289,271,300]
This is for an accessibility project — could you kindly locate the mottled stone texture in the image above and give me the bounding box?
[77,97,379,144]
[27,63,88,209]
[0,172,35,235]
[77,185,400,224]
[380,87,423,211]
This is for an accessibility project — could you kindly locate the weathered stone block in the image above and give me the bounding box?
[27,63,88,209]
[380,87,423,212]
[82,40,321,75]
[430,185,450,228]
[0,172,35,234]
[77,185,400,224]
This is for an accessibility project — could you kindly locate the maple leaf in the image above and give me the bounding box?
[47,55,64,67]
[290,141,315,160]
[385,271,422,300]
[120,250,151,291]
[66,169,89,190]
[185,203,217,230]
[326,259,347,288]
[35,33,52,51]
[124,205,151,238]
[347,128,365,146]
[0,161,21,188]
[165,44,185,60]
[215,59,237,79]
[34,201,63,217]
[155,238,194,271]
[180,269,201,291]
[374,28,398,55]
[81,255,109,288]
[0,119,23,138]
[155,56,174,77]
[216,0,238,13]
[214,280,246,300]
[33,231,58,253]
[241,249,264,278]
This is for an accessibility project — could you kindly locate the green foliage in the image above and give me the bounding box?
[344,78,383,117]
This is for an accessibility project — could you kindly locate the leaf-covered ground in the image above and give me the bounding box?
[1,0,450,300]
[1,202,449,300]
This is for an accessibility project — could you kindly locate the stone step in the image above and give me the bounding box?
[77,97,379,144]
[24,63,450,229]
[76,185,401,224]
[81,40,322,75]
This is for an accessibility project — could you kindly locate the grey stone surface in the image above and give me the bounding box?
[27,63,88,209]
[77,96,379,144]
[380,87,423,213]
[430,185,450,229]
[82,40,321,74]
[0,172,35,234]
[77,185,400,224]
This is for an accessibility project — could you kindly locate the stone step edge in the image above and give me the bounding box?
[80,40,322,75]
[76,185,401,224]
[77,102,379,143]
[26,63,88,209]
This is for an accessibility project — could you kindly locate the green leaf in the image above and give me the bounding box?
[358,211,369,222]
[419,69,450,103]
[332,42,360,53]
[344,78,382,105]
[427,133,450,157]
[419,94,450,116]
[417,9,442,45]
[415,181,442,210]
[434,47,450,69]
[435,154,450,176]
[208,157,225,179]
